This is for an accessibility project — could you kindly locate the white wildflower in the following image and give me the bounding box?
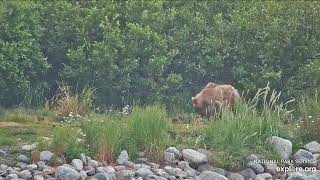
[69,112,74,117]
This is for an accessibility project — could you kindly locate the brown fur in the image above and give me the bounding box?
[192,82,240,117]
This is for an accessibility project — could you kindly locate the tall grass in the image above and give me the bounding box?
[81,116,125,164]
[204,85,293,170]
[80,105,170,163]
[51,126,85,161]
[297,90,320,142]
[125,105,170,161]
[21,85,47,108]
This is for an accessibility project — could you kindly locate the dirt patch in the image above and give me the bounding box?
[0,122,20,128]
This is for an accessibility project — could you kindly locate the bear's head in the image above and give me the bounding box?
[192,96,202,109]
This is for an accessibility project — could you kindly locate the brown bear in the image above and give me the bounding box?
[192,82,240,118]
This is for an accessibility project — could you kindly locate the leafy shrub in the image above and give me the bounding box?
[51,83,95,118]
[204,85,293,169]
[0,1,49,107]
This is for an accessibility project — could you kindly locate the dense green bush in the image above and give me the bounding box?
[1,1,320,110]
[0,1,49,106]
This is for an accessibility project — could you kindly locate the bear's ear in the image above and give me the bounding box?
[192,97,197,104]
[205,82,217,88]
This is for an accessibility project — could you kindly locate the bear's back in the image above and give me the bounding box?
[201,84,238,104]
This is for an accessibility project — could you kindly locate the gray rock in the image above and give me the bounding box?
[147,175,167,180]
[40,151,54,162]
[167,175,176,180]
[154,169,170,179]
[244,154,260,163]
[96,166,116,179]
[116,170,135,180]
[55,165,81,180]
[163,166,187,178]
[26,164,37,171]
[165,147,181,159]
[86,156,92,161]
[308,171,320,180]
[136,167,154,178]
[246,161,264,174]
[16,162,27,170]
[238,168,256,180]
[88,159,99,168]
[287,172,307,180]
[198,171,228,180]
[93,173,114,180]
[0,164,8,170]
[80,153,87,166]
[6,174,18,179]
[270,136,292,160]
[79,170,87,180]
[196,164,225,176]
[6,167,16,174]
[33,170,44,176]
[84,166,95,176]
[18,170,32,179]
[133,164,142,171]
[182,149,208,168]
[164,152,175,163]
[262,163,278,175]
[43,167,55,175]
[185,167,197,177]
[123,161,135,168]
[177,161,189,170]
[147,162,160,169]
[114,165,126,172]
[177,161,197,177]
[0,150,7,157]
[71,159,83,171]
[44,175,55,180]
[211,167,227,176]
[34,175,44,180]
[117,150,129,165]
[293,149,317,167]
[47,154,65,166]
[228,173,244,180]
[17,155,30,164]
[36,161,47,171]
[21,144,36,151]
[198,163,215,172]
[255,173,272,180]
[13,167,21,172]
[304,141,320,154]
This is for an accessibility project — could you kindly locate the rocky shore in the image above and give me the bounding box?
[0,136,320,180]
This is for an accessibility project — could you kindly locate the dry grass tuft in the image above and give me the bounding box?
[50,83,95,118]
